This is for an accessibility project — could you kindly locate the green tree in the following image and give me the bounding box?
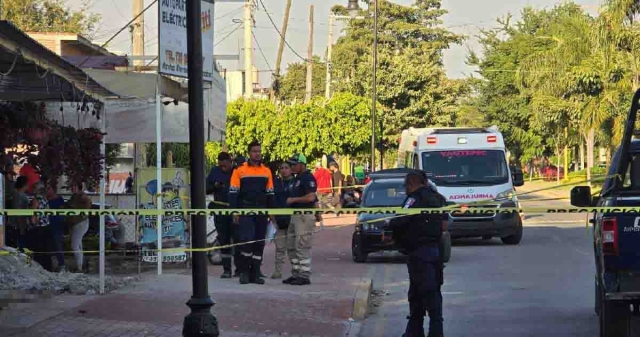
[277,56,327,103]
[225,93,371,162]
[331,0,465,156]
[2,0,100,36]
[146,142,223,173]
[467,13,548,166]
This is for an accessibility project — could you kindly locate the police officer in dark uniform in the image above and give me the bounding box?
[389,172,446,337]
[206,152,239,278]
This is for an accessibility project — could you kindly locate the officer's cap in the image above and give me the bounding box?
[288,153,307,165]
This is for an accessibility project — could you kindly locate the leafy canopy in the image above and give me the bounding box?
[2,0,100,36]
[225,93,371,162]
[330,0,466,149]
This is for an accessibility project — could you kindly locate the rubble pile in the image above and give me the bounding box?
[0,249,137,295]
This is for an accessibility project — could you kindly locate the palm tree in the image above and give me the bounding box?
[517,4,596,183]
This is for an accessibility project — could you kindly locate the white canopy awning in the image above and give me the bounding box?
[44,69,227,143]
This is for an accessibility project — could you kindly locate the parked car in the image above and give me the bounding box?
[350,168,452,263]
[542,165,564,181]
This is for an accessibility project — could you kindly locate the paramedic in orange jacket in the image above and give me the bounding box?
[229,140,275,285]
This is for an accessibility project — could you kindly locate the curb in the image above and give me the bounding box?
[351,278,373,321]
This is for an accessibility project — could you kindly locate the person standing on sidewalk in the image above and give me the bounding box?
[313,162,332,209]
[14,176,31,251]
[206,152,238,279]
[329,162,343,209]
[388,172,446,337]
[271,161,295,279]
[27,182,53,271]
[46,184,67,272]
[229,141,275,285]
[283,154,317,286]
[67,182,91,273]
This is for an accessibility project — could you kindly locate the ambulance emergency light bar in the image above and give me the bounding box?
[415,126,500,145]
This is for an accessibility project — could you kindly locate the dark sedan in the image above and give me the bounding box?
[350,169,452,263]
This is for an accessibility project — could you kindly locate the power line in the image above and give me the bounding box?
[215,24,242,47]
[146,56,159,67]
[257,0,312,64]
[78,0,158,68]
[215,6,243,20]
[252,30,274,74]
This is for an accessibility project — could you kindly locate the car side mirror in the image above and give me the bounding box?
[511,166,524,187]
[570,186,592,207]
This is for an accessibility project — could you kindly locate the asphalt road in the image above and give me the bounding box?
[358,192,607,337]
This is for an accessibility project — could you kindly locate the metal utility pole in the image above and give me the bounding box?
[371,0,378,171]
[305,5,314,103]
[132,0,146,172]
[325,13,334,99]
[132,0,145,69]
[270,0,292,102]
[244,0,253,99]
[182,0,218,335]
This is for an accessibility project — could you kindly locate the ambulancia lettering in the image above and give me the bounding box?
[449,194,495,200]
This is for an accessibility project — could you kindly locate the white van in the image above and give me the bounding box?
[397,126,525,245]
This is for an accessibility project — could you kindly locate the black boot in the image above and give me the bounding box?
[221,258,232,279]
[403,310,426,337]
[238,255,250,285]
[257,263,267,279]
[249,259,265,285]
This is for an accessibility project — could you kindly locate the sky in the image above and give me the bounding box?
[70,0,601,84]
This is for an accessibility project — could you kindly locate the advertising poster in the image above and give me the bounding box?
[137,168,190,263]
[158,0,215,81]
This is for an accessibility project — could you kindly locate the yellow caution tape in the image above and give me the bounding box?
[2,205,640,216]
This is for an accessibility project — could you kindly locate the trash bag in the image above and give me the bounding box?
[265,221,277,244]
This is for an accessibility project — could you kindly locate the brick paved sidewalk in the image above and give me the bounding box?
[0,220,368,337]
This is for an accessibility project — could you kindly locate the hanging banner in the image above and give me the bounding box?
[137,168,190,263]
[158,0,215,81]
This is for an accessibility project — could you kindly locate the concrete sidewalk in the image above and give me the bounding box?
[0,217,371,337]
[517,180,570,199]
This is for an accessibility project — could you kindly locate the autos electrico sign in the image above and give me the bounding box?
[158,0,214,82]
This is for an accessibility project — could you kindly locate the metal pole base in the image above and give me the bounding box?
[182,297,219,337]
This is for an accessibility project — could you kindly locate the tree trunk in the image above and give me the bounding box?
[564,127,568,179]
[529,160,533,182]
[586,128,595,187]
[573,146,578,172]
[556,144,561,186]
[579,141,585,171]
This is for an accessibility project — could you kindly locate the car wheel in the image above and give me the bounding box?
[501,219,523,245]
[352,233,368,263]
[207,238,222,265]
[441,232,451,263]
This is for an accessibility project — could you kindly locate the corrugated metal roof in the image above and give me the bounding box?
[63,56,128,70]
[0,21,118,101]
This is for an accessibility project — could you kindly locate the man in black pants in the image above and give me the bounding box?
[229,141,275,285]
[206,152,238,278]
[389,172,446,337]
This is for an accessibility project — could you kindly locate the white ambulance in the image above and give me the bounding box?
[397,126,525,245]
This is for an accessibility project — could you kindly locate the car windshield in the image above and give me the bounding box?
[422,150,509,186]
[362,180,407,207]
